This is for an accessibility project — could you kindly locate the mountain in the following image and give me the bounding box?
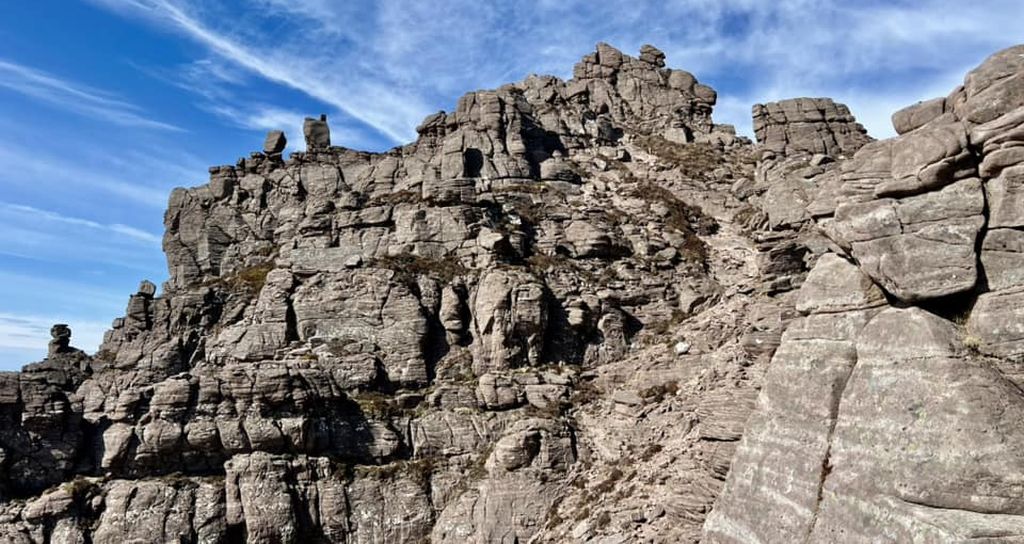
[1,42,1023,543]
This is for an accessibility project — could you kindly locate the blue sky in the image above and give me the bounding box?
[0,0,1020,368]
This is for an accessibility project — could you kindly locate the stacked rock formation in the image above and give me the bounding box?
[2,41,1024,544]
[0,44,758,543]
[752,97,871,159]
[705,44,1024,542]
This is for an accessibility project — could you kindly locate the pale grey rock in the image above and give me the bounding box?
[524,383,568,411]
[94,479,225,544]
[206,268,294,362]
[809,308,1024,541]
[663,126,691,144]
[476,373,522,410]
[21,488,73,522]
[264,129,287,154]
[704,257,883,543]
[967,287,1024,358]
[891,97,946,135]
[471,269,547,374]
[347,469,433,544]
[794,253,887,314]
[487,429,542,471]
[433,418,573,543]
[805,169,845,217]
[987,164,1024,228]
[832,177,984,301]
[981,228,1024,290]
[877,119,971,197]
[960,44,1024,125]
[293,269,429,386]
[564,219,623,258]
[638,44,666,67]
[299,162,343,197]
[763,177,813,228]
[225,452,349,542]
[752,98,871,158]
[837,139,894,202]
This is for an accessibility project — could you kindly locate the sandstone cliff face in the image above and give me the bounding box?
[1,41,1023,544]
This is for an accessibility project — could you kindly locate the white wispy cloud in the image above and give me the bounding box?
[0,312,109,356]
[0,204,164,273]
[0,58,183,131]
[91,0,1023,144]
[0,141,199,209]
[133,54,381,149]
[0,269,137,367]
[90,0,431,144]
[0,203,161,244]
[0,271,130,315]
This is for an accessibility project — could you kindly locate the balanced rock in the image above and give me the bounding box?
[302,114,330,150]
[263,130,287,154]
[47,323,72,356]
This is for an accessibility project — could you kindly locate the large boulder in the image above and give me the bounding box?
[809,308,1024,541]
[830,177,984,301]
[302,115,331,150]
[704,256,886,542]
[471,269,547,374]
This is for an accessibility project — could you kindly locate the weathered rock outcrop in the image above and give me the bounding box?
[4,40,1024,544]
[705,44,1024,543]
[752,97,871,159]
[0,43,757,543]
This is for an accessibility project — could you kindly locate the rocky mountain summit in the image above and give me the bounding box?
[1,42,1023,543]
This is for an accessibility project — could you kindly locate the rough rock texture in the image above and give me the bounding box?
[704,255,886,541]
[752,98,871,158]
[0,43,758,543]
[5,41,1024,544]
[705,44,1024,543]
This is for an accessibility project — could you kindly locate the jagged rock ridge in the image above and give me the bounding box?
[0,43,755,543]
[1,40,1023,544]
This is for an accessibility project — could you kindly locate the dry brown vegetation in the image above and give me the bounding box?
[635,135,724,180]
[371,253,469,286]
